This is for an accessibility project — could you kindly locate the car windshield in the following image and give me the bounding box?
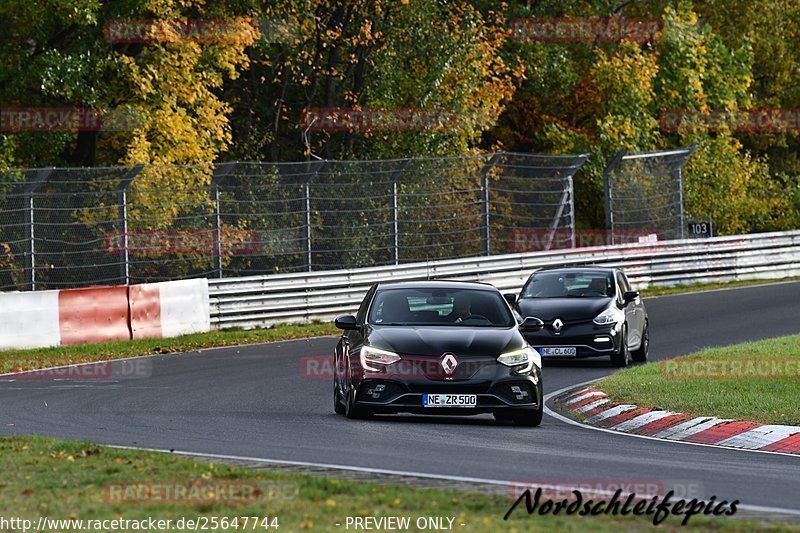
[368,288,515,327]
[521,271,614,299]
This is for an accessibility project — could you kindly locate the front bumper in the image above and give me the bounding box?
[523,323,622,359]
[352,367,542,415]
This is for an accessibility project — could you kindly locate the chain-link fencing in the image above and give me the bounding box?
[603,145,697,244]
[0,152,589,290]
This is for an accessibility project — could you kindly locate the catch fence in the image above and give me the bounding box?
[0,152,588,290]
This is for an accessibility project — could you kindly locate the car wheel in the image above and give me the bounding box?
[493,411,514,423]
[512,404,543,427]
[631,321,649,363]
[333,377,345,415]
[344,385,370,420]
[511,387,543,427]
[610,327,630,368]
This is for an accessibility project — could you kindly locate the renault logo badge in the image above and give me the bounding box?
[441,353,458,375]
[552,318,564,334]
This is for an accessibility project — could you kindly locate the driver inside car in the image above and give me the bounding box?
[587,277,607,296]
[447,295,472,323]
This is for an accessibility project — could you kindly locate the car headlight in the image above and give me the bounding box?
[497,346,541,374]
[593,306,623,326]
[360,346,401,371]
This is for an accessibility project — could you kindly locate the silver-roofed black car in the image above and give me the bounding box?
[510,267,649,367]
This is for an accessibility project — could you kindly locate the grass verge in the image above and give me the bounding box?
[598,334,800,425]
[0,322,338,374]
[0,435,790,532]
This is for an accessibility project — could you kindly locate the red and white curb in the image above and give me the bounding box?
[553,386,800,455]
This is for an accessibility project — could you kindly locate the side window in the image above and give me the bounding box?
[355,285,376,324]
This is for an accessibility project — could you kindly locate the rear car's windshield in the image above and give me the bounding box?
[369,288,515,327]
[521,271,615,299]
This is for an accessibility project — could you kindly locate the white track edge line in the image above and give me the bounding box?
[106,444,800,518]
[543,378,800,460]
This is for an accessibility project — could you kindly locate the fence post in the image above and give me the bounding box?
[602,150,626,246]
[304,160,327,272]
[389,158,412,265]
[675,144,698,241]
[211,162,237,279]
[479,153,501,256]
[567,175,576,249]
[116,165,143,285]
[23,168,53,291]
[544,153,590,250]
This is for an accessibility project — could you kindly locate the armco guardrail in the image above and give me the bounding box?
[208,230,800,329]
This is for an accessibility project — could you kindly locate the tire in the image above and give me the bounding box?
[631,321,649,363]
[333,377,345,415]
[493,411,514,422]
[512,387,544,427]
[610,327,630,368]
[344,385,370,420]
[512,404,543,427]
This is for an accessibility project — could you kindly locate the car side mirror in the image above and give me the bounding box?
[503,293,517,306]
[334,315,358,330]
[623,291,639,303]
[520,316,544,332]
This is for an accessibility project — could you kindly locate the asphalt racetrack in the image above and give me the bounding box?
[2,282,800,515]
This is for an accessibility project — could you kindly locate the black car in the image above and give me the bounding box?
[510,267,649,367]
[333,281,546,425]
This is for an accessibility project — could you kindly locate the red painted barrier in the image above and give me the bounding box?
[58,286,131,345]
[129,284,163,339]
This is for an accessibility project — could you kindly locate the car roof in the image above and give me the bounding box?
[531,266,616,274]
[375,280,499,292]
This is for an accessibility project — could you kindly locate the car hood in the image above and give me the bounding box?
[364,325,522,356]
[516,297,612,322]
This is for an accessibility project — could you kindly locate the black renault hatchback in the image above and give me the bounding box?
[333,281,545,425]
[512,267,649,367]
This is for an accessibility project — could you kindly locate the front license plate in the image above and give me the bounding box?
[541,347,577,356]
[423,394,477,408]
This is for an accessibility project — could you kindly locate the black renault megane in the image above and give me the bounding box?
[511,267,649,367]
[333,281,546,425]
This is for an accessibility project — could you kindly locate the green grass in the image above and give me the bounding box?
[0,322,338,374]
[598,334,800,425]
[639,277,800,297]
[0,435,791,532]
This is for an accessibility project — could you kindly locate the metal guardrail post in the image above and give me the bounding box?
[211,162,237,279]
[479,153,501,256]
[602,150,626,245]
[389,158,412,265]
[23,168,53,291]
[115,165,143,285]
